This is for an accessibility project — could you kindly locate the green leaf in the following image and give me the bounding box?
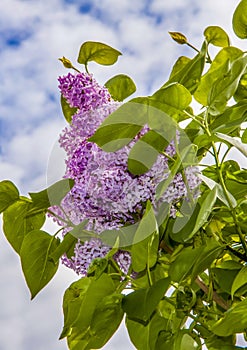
[3,200,45,254]
[187,187,217,240]
[61,274,115,340]
[60,95,77,123]
[232,0,247,39]
[169,246,204,282]
[123,277,171,322]
[85,294,124,349]
[29,179,74,210]
[163,41,207,93]
[0,180,19,213]
[77,41,122,66]
[211,100,247,134]
[194,47,243,106]
[215,132,247,157]
[131,202,159,272]
[173,330,199,350]
[242,128,247,143]
[211,298,247,336]
[126,313,168,350]
[234,72,247,102]
[89,101,148,152]
[49,233,77,263]
[20,230,60,299]
[208,55,247,115]
[152,83,192,111]
[231,266,247,297]
[204,26,230,47]
[169,56,191,80]
[191,239,223,280]
[105,74,136,101]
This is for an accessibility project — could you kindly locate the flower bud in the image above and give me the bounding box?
[58,56,73,69]
[168,31,188,44]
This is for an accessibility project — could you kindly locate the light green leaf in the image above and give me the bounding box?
[242,128,247,143]
[123,277,171,322]
[105,74,136,101]
[163,41,207,93]
[89,101,148,152]
[60,95,77,123]
[234,72,247,102]
[232,0,247,39]
[61,274,115,340]
[204,26,230,47]
[173,330,199,350]
[208,55,247,115]
[187,187,217,240]
[29,179,74,210]
[215,132,247,157]
[152,83,192,111]
[0,180,19,213]
[194,47,243,106]
[3,200,45,254]
[77,41,122,66]
[126,313,168,350]
[231,266,247,297]
[211,298,247,336]
[20,230,60,299]
[169,56,191,80]
[49,233,77,263]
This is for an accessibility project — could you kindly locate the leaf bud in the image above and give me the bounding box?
[168,31,188,44]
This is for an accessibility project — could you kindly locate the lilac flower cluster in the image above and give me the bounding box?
[51,72,201,277]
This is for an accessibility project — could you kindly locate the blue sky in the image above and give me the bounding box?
[0,0,246,349]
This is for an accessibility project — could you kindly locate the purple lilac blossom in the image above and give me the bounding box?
[50,72,201,277]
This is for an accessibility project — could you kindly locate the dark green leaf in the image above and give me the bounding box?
[123,277,171,322]
[211,298,247,336]
[20,230,60,299]
[60,95,77,123]
[126,313,168,350]
[208,55,247,115]
[77,41,122,66]
[204,26,230,47]
[105,74,136,101]
[131,202,159,272]
[232,0,247,39]
[3,199,45,254]
[0,180,19,213]
[29,179,74,210]
[49,233,77,263]
[169,246,204,282]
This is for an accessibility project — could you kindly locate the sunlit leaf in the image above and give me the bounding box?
[242,128,247,143]
[169,56,191,80]
[20,230,60,299]
[105,74,136,101]
[204,26,230,47]
[211,298,247,336]
[29,179,74,210]
[77,41,122,66]
[123,277,171,322]
[232,0,247,39]
[3,200,45,254]
[0,180,19,213]
[231,266,247,297]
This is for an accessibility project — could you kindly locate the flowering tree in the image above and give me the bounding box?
[1,1,247,349]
